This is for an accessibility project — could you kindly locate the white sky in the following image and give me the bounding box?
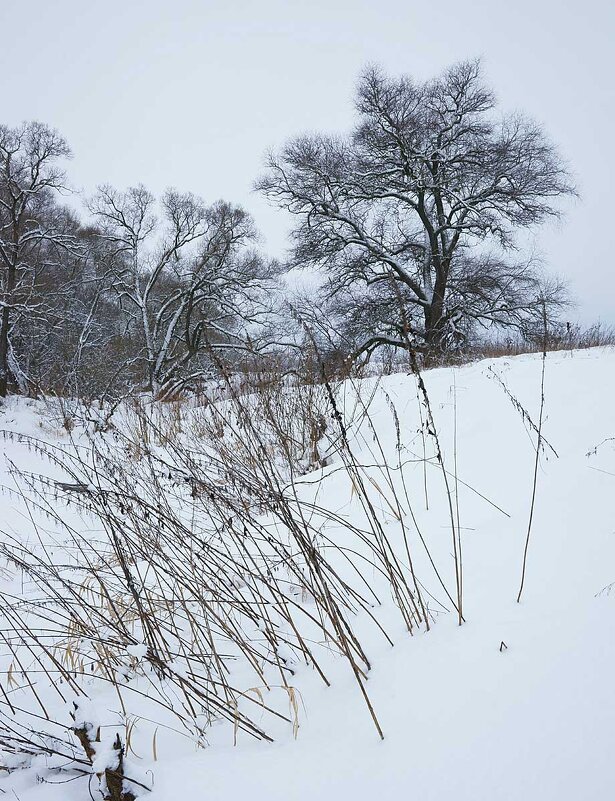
[2,0,613,323]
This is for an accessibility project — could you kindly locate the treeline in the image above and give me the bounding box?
[0,124,285,400]
[1,60,578,400]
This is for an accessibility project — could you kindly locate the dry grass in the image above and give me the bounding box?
[4,319,588,791]
[0,347,468,796]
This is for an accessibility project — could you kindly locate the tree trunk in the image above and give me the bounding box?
[0,303,10,397]
[0,261,16,397]
[424,296,446,350]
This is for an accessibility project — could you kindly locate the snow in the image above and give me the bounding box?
[126,643,149,661]
[1,348,614,801]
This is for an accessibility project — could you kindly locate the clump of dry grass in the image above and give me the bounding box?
[0,346,466,793]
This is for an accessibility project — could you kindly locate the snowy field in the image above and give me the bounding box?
[1,348,614,801]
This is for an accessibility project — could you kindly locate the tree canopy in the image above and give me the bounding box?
[258,60,575,359]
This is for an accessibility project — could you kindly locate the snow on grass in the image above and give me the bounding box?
[1,348,614,801]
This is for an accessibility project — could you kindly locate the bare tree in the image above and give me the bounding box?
[13,219,124,399]
[257,60,575,358]
[0,122,74,395]
[89,185,279,396]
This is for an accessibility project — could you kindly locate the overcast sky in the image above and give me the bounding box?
[2,0,613,323]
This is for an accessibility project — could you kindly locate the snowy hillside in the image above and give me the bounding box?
[1,348,614,801]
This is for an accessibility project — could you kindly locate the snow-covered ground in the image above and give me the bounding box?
[1,348,614,801]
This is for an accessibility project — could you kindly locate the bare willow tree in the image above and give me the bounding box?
[89,185,279,397]
[0,122,75,395]
[258,60,575,358]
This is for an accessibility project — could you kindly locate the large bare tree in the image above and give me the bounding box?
[258,60,575,357]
